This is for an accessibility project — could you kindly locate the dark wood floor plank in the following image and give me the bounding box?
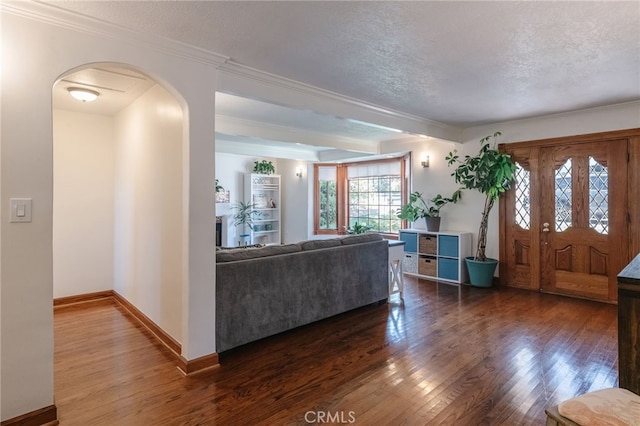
[54,278,619,425]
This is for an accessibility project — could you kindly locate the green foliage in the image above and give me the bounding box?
[446,131,516,261]
[396,190,462,220]
[346,222,373,235]
[253,160,275,175]
[446,132,516,201]
[215,179,224,193]
[231,201,262,232]
[319,180,337,229]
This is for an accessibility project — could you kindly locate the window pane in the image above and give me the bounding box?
[318,166,337,230]
[589,156,608,234]
[514,162,531,230]
[555,159,572,232]
[348,172,402,233]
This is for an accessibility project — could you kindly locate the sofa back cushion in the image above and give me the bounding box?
[216,243,301,262]
[299,239,342,251]
[340,233,384,245]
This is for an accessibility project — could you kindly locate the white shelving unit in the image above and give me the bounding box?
[244,173,281,245]
[399,229,472,284]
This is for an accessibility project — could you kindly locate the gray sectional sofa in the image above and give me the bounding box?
[215,233,389,352]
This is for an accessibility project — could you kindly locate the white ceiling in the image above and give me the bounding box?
[54,66,155,115]
[49,1,640,159]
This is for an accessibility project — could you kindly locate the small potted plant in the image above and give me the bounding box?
[397,190,462,232]
[346,221,373,234]
[253,160,275,175]
[231,201,262,246]
[446,131,516,287]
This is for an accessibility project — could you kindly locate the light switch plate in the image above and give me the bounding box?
[10,198,32,223]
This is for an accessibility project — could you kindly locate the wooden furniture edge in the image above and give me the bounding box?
[1,404,58,426]
[177,353,220,376]
[544,405,580,426]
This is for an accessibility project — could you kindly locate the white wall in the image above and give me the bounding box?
[278,159,309,244]
[463,101,640,144]
[113,84,184,342]
[52,109,116,298]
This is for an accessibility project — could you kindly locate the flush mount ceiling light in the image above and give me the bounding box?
[67,87,100,102]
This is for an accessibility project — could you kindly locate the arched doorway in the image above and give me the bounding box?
[52,63,186,345]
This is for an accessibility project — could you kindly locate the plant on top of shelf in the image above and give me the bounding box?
[396,190,462,220]
[215,179,224,193]
[253,160,275,175]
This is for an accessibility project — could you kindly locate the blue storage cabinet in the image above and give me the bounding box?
[399,229,472,284]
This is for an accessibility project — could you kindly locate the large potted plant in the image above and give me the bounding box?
[446,132,516,287]
[397,190,462,232]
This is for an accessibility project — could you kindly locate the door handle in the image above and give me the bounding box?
[542,222,550,233]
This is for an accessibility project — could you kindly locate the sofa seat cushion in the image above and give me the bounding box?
[557,387,640,426]
[216,243,301,262]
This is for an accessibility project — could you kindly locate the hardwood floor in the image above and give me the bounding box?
[54,278,618,425]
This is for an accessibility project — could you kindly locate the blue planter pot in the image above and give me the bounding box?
[465,257,498,287]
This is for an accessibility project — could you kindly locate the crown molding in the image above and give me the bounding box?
[1,1,230,67]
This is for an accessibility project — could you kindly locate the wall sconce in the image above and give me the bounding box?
[295,167,303,178]
[421,155,430,168]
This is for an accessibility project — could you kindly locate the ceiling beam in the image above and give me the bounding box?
[216,61,463,143]
[216,115,379,154]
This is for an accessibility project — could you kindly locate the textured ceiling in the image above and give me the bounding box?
[47,1,640,127]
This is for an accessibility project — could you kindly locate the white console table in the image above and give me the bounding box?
[387,240,406,298]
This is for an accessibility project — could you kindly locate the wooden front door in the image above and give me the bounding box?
[501,137,629,302]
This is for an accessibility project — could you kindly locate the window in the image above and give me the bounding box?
[317,166,337,230]
[314,156,409,235]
